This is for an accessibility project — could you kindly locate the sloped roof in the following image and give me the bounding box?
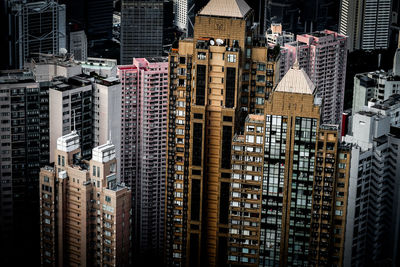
[199,0,251,18]
[275,64,315,95]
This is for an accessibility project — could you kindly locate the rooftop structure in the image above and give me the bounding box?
[199,0,251,18]
[275,64,316,94]
[56,131,80,152]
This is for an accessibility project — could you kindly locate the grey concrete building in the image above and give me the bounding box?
[343,108,400,267]
[0,69,49,266]
[339,0,392,51]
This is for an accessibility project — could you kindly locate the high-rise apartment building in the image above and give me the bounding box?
[343,107,400,267]
[117,58,168,258]
[227,65,351,267]
[48,74,122,166]
[339,0,392,51]
[284,31,348,125]
[120,0,164,63]
[93,77,122,181]
[352,49,400,113]
[49,76,93,160]
[39,132,131,266]
[7,0,66,69]
[0,69,49,266]
[164,1,278,266]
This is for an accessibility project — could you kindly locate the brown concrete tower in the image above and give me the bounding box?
[227,64,351,267]
[164,0,278,266]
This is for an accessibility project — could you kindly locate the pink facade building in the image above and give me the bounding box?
[117,58,168,256]
[284,30,348,125]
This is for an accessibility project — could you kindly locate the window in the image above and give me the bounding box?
[246,135,254,143]
[257,63,266,71]
[105,196,111,203]
[227,54,236,63]
[335,210,343,216]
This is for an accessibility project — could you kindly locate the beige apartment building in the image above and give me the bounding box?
[39,132,131,267]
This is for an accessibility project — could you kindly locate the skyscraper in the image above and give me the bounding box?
[284,31,348,125]
[39,132,131,266]
[227,65,351,267]
[165,1,278,265]
[7,0,66,69]
[343,106,400,267]
[173,0,208,37]
[117,58,168,259]
[49,75,94,160]
[0,69,49,266]
[266,0,340,34]
[120,0,164,64]
[59,0,114,41]
[339,0,392,51]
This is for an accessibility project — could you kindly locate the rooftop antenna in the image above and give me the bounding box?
[72,109,77,134]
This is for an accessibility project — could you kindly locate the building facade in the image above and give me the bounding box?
[39,132,131,266]
[60,0,113,41]
[173,0,208,37]
[339,0,392,51]
[117,58,168,258]
[352,49,400,113]
[69,30,87,61]
[164,1,278,266]
[49,76,93,160]
[343,109,400,267]
[284,31,348,125]
[8,0,66,69]
[0,70,49,266]
[120,0,164,64]
[227,64,350,267]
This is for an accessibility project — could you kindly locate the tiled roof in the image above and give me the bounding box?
[275,63,315,95]
[199,0,251,18]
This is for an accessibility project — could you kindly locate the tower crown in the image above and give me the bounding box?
[199,0,251,18]
[275,66,316,95]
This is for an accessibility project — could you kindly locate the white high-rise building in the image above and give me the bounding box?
[343,107,400,267]
[339,0,392,51]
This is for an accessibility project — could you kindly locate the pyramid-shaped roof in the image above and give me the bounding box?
[199,0,251,18]
[275,64,315,95]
